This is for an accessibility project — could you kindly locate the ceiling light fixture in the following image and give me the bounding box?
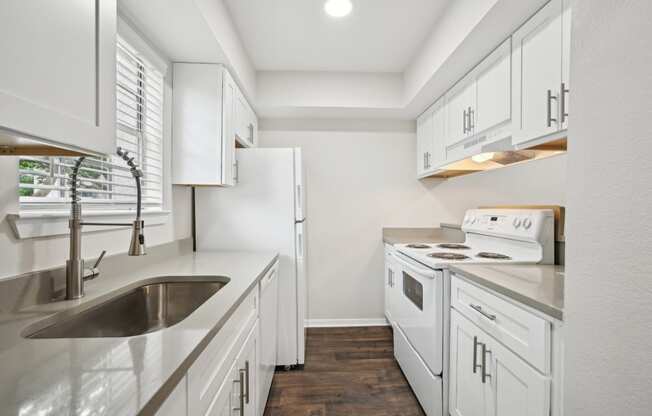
[324,0,353,18]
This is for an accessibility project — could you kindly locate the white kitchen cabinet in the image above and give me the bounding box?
[485,331,550,416]
[0,0,116,155]
[384,245,400,324]
[450,309,550,416]
[173,64,257,186]
[449,310,487,416]
[416,98,446,177]
[237,322,258,416]
[512,0,570,146]
[205,361,237,416]
[416,109,434,176]
[235,88,258,148]
[475,39,512,138]
[258,263,279,415]
[561,0,571,131]
[445,76,476,148]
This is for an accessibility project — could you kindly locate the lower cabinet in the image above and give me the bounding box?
[450,309,551,416]
[156,262,280,416]
[384,244,400,324]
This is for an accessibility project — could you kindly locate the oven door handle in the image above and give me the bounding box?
[394,253,439,278]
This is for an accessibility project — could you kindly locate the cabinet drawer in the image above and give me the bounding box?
[451,274,551,373]
[188,289,258,416]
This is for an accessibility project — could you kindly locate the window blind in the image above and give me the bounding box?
[18,36,164,211]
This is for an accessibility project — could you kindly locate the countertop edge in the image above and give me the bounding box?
[448,264,563,321]
[139,253,279,416]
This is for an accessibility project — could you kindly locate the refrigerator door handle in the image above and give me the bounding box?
[297,232,303,258]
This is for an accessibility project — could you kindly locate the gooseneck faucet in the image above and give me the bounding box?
[65,147,146,300]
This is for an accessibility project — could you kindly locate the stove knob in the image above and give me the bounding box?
[513,218,522,229]
[523,218,533,229]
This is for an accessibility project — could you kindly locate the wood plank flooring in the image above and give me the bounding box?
[264,326,426,416]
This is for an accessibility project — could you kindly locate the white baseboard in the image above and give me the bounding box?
[305,318,390,328]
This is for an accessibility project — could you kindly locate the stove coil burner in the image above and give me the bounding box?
[477,252,512,260]
[405,244,432,249]
[428,252,471,260]
[437,243,471,250]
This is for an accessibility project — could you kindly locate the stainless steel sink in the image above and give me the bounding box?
[24,277,229,339]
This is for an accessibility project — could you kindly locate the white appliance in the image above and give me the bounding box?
[391,208,554,416]
[258,261,279,415]
[195,148,307,370]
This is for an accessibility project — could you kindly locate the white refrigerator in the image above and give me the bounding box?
[195,148,307,368]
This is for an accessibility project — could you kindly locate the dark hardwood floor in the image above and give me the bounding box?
[264,326,426,416]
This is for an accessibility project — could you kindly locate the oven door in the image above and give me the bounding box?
[393,253,444,375]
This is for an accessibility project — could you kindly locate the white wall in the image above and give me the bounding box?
[260,126,566,321]
[564,2,652,415]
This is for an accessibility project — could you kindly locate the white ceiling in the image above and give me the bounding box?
[223,0,451,73]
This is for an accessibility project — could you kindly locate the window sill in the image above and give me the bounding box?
[6,209,171,240]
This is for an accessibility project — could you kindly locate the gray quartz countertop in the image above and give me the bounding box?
[0,250,278,416]
[382,226,463,245]
[448,264,564,321]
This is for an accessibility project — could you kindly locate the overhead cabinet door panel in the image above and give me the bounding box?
[512,0,563,145]
[446,80,476,147]
[475,39,512,138]
[0,0,116,154]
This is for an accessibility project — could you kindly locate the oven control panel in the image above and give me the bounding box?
[462,209,554,242]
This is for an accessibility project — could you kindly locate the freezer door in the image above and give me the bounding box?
[294,148,306,222]
[295,220,307,365]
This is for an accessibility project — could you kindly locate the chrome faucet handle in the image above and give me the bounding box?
[83,250,107,281]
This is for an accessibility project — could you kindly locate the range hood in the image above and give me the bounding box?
[430,138,567,178]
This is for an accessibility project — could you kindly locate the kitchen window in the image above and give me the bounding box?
[17,35,164,213]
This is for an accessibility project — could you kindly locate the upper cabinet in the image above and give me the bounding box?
[512,0,571,146]
[416,0,570,179]
[446,38,512,164]
[0,0,117,156]
[417,98,446,178]
[172,64,258,186]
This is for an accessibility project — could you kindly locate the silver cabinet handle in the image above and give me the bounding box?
[388,269,393,287]
[463,109,468,134]
[248,123,255,144]
[233,370,245,416]
[481,343,491,383]
[560,82,569,124]
[547,89,558,127]
[244,360,250,404]
[472,336,482,374]
[427,152,432,169]
[423,153,427,169]
[469,303,496,321]
[468,106,474,131]
[233,160,239,183]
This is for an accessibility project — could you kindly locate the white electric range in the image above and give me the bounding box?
[388,209,555,416]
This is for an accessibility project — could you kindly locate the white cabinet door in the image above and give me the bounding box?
[450,310,488,416]
[222,70,237,186]
[430,98,447,169]
[475,39,512,140]
[485,330,551,416]
[384,250,397,323]
[560,0,571,131]
[205,361,237,416]
[0,0,116,155]
[512,0,564,145]
[258,265,278,415]
[416,109,434,176]
[173,64,237,186]
[446,79,476,147]
[235,322,258,416]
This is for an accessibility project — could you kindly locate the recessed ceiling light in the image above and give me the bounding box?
[324,0,353,18]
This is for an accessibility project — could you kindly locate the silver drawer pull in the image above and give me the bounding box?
[469,303,496,321]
